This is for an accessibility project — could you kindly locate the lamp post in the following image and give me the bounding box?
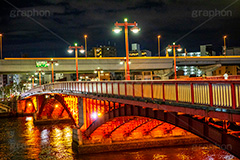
[158,35,161,57]
[84,35,87,57]
[113,18,140,80]
[29,75,37,88]
[223,35,227,55]
[0,33,2,59]
[167,42,182,79]
[68,43,85,81]
[120,59,131,80]
[47,59,59,83]
[35,69,45,86]
[94,67,104,81]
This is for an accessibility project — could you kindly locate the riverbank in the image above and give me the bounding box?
[76,135,208,154]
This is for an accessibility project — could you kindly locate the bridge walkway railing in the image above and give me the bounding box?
[22,80,240,110]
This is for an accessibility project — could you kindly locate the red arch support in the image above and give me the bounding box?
[84,105,240,158]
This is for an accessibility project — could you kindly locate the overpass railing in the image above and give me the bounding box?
[22,80,240,110]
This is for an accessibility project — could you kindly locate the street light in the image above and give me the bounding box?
[94,67,104,81]
[35,69,45,86]
[68,43,85,81]
[84,35,87,57]
[47,59,58,83]
[157,35,161,57]
[223,35,227,55]
[167,42,182,79]
[113,18,140,80]
[0,33,2,59]
[120,59,131,80]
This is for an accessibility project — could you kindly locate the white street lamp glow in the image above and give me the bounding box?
[94,71,97,73]
[35,72,38,75]
[113,26,122,33]
[79,49,85,53]
[100,70,104,73]
[55,62,59,66]
[131,26,140,33]
[128,61,131,64]
[167,48,172,52]
[42,72,45,75]
[67,49,73,53]
[177,48,182,52]
[120,61,124,65]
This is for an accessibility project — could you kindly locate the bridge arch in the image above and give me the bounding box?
[37,94,76,125]
[84,105,240,158]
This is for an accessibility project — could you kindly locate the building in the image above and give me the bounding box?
[200,44,216,56]
[129,43,152,57]
[226,47,240,56]
[88,46,117,57]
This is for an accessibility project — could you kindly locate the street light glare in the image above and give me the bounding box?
[177,48,182,52]
[74,43,78,46]
[120,61,124,65]
[67,49,73,53]
[167,48,172,52]
[128,61,131,64]
[94,71,97,73]
[100,70,104,73]
[79,49,85,53]
[131,26,140,33]
[113,26,122,33]
[124,18,128,22]
[55,62,59,66]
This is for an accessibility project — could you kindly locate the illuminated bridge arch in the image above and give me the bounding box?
[84,105,240,157]
[37,94,76,125]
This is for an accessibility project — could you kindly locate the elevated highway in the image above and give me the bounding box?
[1,56,240,74]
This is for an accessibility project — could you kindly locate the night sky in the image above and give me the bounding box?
[0,0,239,58]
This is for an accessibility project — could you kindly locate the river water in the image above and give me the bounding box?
[0,117,238,160]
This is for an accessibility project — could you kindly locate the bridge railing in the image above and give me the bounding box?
[23,80,240,110]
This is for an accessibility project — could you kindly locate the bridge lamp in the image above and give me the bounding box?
[67,49,74,54]
[177,47,182,52]
[167,47,172,52]
[91,112,98,119]
[167,43,182,79]
[68,44,85,81]
[55,104,59,108]
[113,18,140,80]
[97,112,102,117]
[130,26,140,33]
[94,71,97,74]
[113,26,122,33]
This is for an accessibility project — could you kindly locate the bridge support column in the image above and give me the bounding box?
[72,97,84,152]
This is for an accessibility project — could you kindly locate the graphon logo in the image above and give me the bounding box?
[192,9,232,18]
[192,143,232,151]
[10,9,51,18]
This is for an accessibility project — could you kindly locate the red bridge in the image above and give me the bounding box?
[19,80,240,157]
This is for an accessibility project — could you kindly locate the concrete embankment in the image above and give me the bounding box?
[77,135,208,154]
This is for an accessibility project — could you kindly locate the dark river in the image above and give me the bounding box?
[0,117,238,160]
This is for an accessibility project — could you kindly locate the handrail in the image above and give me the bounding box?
[21,80,240,110]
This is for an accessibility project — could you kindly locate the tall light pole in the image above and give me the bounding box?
[223,35,227,56]
[167,43,182,79]
[94,67,104,81]
[47,59,59,83]
[113,18,140,80]
[68,43,85,81]
[35,69,45,86]
[0,33,2,59]
[120,59,131,80]
[158,35,161,57]
[84,35,88,57]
